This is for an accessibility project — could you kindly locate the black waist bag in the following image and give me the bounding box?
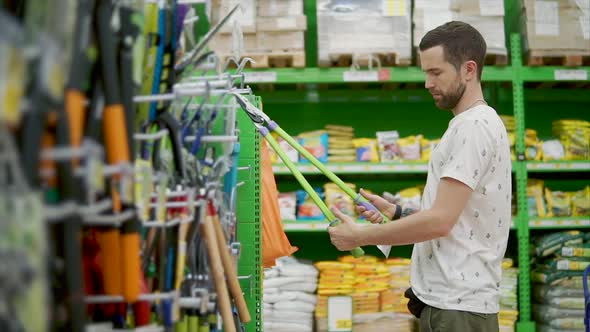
[404,287,427,318]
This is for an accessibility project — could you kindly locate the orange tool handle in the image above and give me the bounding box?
[201,218,237,332]
[103,104,131,165]
[98,229,122,295]
[103,103,141,302]
[64,90,86,156]
[121,230,141,302]
[211,210,251,323]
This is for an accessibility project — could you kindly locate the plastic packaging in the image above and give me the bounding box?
[533,230,585,257]
[527,179,547,217]
[571,186,590,216]
[296,188,325,221]
[545,188,572,217]
[398,135,422,160]
[542,139,566,161]
[376,130,401,162]
[298,130,329,163]
[353,138,379,162]
[324,182,356,218]
[278,192,297,220]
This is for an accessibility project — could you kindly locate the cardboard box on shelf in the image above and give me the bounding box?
[208,33,258,54]
[258,0,304,17]
[413,1,507,56]
[257,31,305,51]
[256,15,307,31]
[522,0,590,56]
[317,0,412,66]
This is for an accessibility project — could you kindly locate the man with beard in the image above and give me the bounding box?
[328,21,511,332]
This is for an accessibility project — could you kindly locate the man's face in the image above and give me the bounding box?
[420,46,466,110]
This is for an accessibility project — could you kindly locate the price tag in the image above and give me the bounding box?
[556,260,569,270]
[562,247,574,256]
[244,71,277,83]
[343,70,386,82]
[554,69,588,81]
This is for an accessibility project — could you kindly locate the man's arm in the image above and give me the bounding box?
[357,177,472,246]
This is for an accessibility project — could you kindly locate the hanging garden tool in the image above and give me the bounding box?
[231,92,397,257]
[95,0,142,303]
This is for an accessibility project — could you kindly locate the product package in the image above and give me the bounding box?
[376,130,401,162]
[298,130,329,163]
[324,182,356,218]
[398,135,422,160]
[571,186,590,216]
[296,188,325,220]
[353,138,379,162]
[545,188,572,217]
[269,133,299,164]
[278,192,297,220]
[527,179,547,217]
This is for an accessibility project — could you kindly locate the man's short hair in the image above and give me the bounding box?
[419,21,487,80]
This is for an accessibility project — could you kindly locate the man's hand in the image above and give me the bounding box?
[328,208,362,251]
[356,188,397,224]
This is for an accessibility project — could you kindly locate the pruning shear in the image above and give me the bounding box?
[232,93,396,257]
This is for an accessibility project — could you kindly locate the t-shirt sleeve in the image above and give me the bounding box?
[440,119,494,190]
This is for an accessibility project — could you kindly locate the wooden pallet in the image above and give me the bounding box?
[526,53,590,66]
[318,52,411,68]
[484,53,508,66]
[221,50,306,68]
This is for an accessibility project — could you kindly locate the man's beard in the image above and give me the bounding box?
[435,79,466,110]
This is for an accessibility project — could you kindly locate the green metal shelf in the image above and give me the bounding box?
[272,160,590,176]
[283,220,519,231]
[527,160,590,172]
[272,162,429,175]
[521,66,590,82]
[528,216,590,229]
[243,66,514,84]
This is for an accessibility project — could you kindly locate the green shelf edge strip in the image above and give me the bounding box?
[271,161,590,175]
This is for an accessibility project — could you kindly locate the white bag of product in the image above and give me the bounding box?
[274,300,316,313]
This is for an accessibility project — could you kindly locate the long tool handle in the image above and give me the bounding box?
[201,217,237,332]
[262,128,364,258]
[209,203,251,323]
[97,0,141,302]
[272,126,388,222]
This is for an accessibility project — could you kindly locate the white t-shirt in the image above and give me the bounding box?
[410,105,512,314]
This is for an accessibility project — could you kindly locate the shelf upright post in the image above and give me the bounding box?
[511,33,535,332]
[235,96,263,332]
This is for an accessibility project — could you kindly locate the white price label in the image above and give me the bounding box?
[244,71,277,83]
[479,0,505,16]
[556,260,570,270]
[562,247,574,256]
[554,69,588,80]
[535,1,559,36]
[343,70,379,82]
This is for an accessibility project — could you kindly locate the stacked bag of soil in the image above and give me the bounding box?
[530,231,590,332]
